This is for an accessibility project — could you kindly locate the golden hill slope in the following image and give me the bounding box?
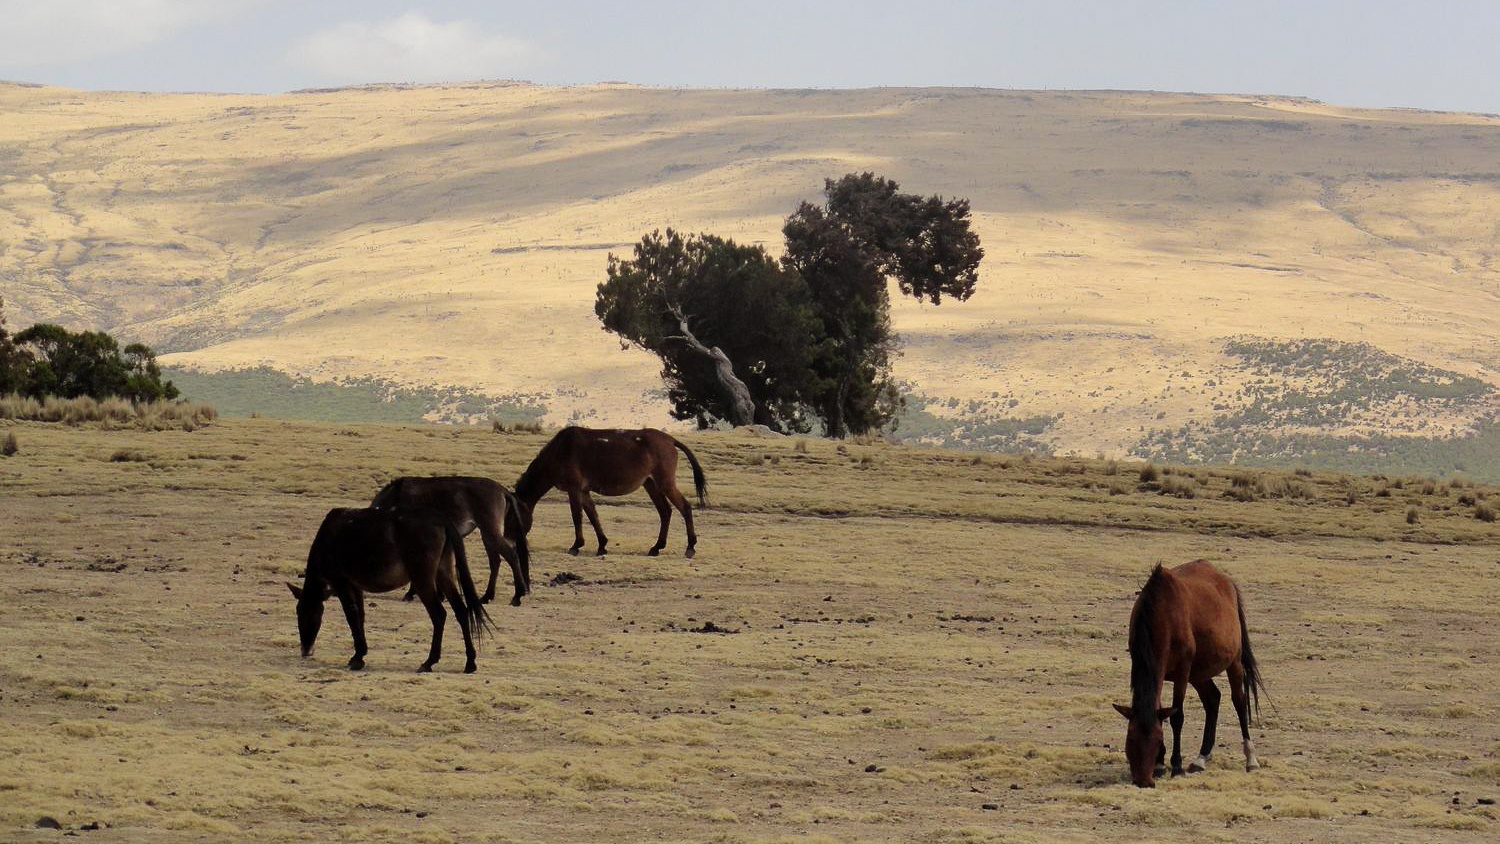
[2,81,1499,459]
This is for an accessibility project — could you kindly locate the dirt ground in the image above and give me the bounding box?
[2,419,1498,842]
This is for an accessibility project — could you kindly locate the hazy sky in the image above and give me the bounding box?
[1,1,1496,113]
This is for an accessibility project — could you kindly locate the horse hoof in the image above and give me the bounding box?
[1171,767,1185,778]
[1187,763,1205,774]
[647,547,661,557]
[510,595,522,607]
[464,663,477,674]
[595,549,607,557]
[416,664,433,673]
[685,547,696,559]
[569,547,581,556]
[347,659,364,671]
[402,593,416,602]
[1153,765,1168,778]
[1245,759,1261,772]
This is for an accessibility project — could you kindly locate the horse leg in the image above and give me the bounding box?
[416,589,445,673]
[1168,679,1188,777]
[580,492,607,556]
[665,484,697,558]
[643,477,671,556]
[484,529,525,607]
[568,491,585,556]
[440,575,478,674]
[1228,663,1260,771]
[1188,678,1220,773]
[333,583,367,671]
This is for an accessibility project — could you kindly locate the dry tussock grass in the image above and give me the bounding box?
[0,394,217,431]
[0,419,1497,842]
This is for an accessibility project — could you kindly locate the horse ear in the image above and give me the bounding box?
[286,582,304,600]
[1112,703,1132,719]
[1156,706,1179,721]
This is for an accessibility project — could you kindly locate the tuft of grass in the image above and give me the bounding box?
[0,394,216,431]
[109,448,150,463]
[1160,475,1197,499]
[1457,491,1478,506]
[1476,503,1497,523]
[1103,459,1119,476]
[1406,507,1419,525]
[1108,481,1129,496]
[1138,462,1160,483]
[491,418,544,434]
[794,438,809,454]
[1,431,16,456]
[1295,467,1313,477]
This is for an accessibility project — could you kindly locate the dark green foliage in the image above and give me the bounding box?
[596,230,825,432]
[783,173,983,436]
[0,297,34,396]
[596,173,983,437]
[0,301,178,403]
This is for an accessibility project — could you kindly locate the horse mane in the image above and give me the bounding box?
[1128,564,1168,721]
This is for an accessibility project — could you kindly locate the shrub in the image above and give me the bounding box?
[1295,467,1313,477]
[1225,484,1256,503]
[1103,459,1119,476]
[1108,481,1129,496]
[1477,504,1497,523]
[1139,462,1160,483]
[1,431,15,456]
[1406,507,1419,525]
[1160,475,1197,499]
[109,448,149,463]
[1457,492,1477,506]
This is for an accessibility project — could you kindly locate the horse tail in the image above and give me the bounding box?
[446,521,493,644]
[501,487,531,593]
[671,436,709,506]
[1236,583,1267,720]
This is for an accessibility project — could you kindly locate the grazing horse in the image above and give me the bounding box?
[1112,560,1266,787]
[286,507,493,673]
[515,426,707,558]
[372,476,532,606]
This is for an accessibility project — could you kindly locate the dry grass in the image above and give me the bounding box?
[1,419,1498,843]
[0,394,217,431]
[2,431,15,456]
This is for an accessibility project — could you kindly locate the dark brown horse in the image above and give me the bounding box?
[286,507,493,673]
[515,426,707,557]
[1112,560,1266,787]
[372,476,532,606]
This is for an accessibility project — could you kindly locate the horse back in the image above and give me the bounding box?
[1165,560,1244,678]
[311,507,447,594]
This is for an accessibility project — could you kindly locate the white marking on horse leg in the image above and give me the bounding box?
[1187,753,1210,773]
[1243,740,1260,771]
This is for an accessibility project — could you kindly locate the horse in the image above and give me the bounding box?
[514,426,707,558]
[371,476,532,606]
[1112,559,1266,787]
[286,507,494,673]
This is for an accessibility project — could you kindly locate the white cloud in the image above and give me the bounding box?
[0,0,255,68]
[288,11,542,84]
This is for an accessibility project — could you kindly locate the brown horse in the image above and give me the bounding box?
[372,476,532,606]
[1112,560,1266,787]
[286,507,493,673]
[515,426,707,557]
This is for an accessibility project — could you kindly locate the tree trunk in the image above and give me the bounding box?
[665,304,756,427]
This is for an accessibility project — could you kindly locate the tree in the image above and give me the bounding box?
[783,173,984,436]
[9,321,178,402]
[0,296,33,395]
[597,173,983,437]
[596,230,825,432]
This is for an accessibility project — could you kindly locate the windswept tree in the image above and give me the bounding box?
[596,230,826,431]
[596,173,983,437]
[783,173,984,436]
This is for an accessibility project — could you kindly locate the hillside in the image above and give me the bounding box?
[3,419,1499,842]
[3,81,1499,474]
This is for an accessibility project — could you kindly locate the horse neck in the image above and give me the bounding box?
[1128,571,1174,718]
[515,463,550,508]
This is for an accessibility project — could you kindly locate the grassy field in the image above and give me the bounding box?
[2,418,1498,842]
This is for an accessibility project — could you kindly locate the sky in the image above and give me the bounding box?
[1,1,1496,113]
